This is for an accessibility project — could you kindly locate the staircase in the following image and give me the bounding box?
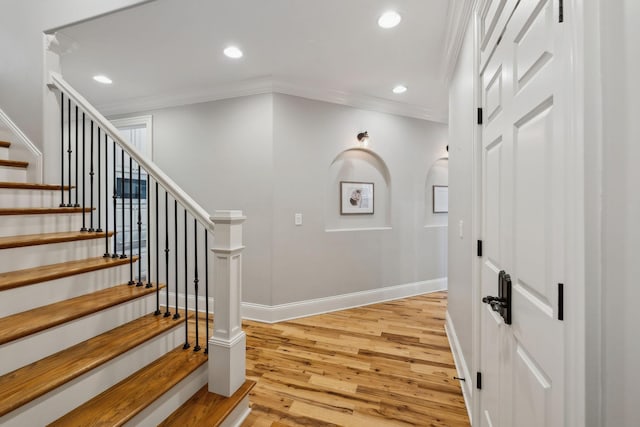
[0,116,253,424]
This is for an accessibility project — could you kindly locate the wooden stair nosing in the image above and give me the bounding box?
[0,159,28,169]
[48,343,208,427]
[0,311,188,417]
[0,230,112,250]
[0,283,165,346]
[159,380,256,427]
[0,181,70,190]
[0,141,10,148]
[0,206,91,216]
[0,256,138,292]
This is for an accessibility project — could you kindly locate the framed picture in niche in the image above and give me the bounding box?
[340,181,374,215]
[433,185,448,213]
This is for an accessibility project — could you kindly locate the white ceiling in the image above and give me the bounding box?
[58,0,472,122]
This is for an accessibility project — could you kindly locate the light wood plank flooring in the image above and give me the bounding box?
[241,291,469,427]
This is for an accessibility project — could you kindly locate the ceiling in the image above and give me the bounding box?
[57,0,472,122]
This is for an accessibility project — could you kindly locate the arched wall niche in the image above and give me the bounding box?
[326,147,391,231]
[424,157,449,227]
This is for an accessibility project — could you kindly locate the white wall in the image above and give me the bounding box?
[116,93,448,306]
[113,94,274,305]
[596,0,640,425]
[446,18,475,369]
[0,0,151,148]
[271,94,448,305]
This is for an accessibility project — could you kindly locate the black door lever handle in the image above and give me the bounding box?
[482,295,500,304]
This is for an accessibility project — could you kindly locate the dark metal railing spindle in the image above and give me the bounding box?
[80,113,87,231]
[120,150,126,259]
[112,142,118,257]
[128,156,134,285]
[147,174,152,288]
[103,133,109,256]
[205,230,209,354]
[193,219,201,352]
[154,181,161,314]
[74,106,79,207]
[67,98,72,207]
[183,208,190,350]
[137,165,143,287]
[96,128,102,233]
[173,199,180,320]
[88,121,95,232]
[60,92,65,207]
[164,191,171,317]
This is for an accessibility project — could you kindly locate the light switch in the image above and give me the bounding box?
[459,220,464,239]
[295,213,303,226]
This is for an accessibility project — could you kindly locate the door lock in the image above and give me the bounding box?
[482,270,512,324]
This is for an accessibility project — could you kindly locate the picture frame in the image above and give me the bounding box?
[433,185,448,213]
[340,181,374,215]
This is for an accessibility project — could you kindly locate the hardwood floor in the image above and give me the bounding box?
[241,292,469,427]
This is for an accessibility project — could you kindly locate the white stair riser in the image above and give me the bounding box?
[0,213,88,237]
[0,293,160,376]
[0,263,133,317]
[0,238,105,274]
[0,325,188,427]
[0,188,59,208]
[126,364,208,427]
[0,147,9,159]
[0,166,27,182]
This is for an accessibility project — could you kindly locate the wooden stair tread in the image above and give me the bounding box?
[0,282,164,346]
[49,344,208,427]
[0,181,69,190]
[0,256,137,292]
[0,159,28,168]
[0,311,184,417]
[0,230,112,250]
[0,206,91,215]
[0,141,10,148]
[159,380,256,427]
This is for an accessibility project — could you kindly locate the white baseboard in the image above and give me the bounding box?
[242,278,447,323]
[445,311,473,425]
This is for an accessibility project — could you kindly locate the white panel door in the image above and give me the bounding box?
[479,0,565,426]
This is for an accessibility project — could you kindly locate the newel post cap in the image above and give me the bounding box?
[211,210,246,223]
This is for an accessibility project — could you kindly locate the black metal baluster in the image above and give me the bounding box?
[88,121,95,232]
[164,191,171,318]
[128,156,134,285]
[80,113,87,231]
[205,230,209,354]
[173,200,180,320]
[147,174,152,288]
[137,165,143,287]
[67,98,72,207]
[183,208,190,350]
[193,219,201,352]
[154,181,161,314]
[96,128,102,233]
[103,133,109,257]
[112,142,118,257]
[60,92,65,207]
[120,150,127,259]
[74,106,79,207]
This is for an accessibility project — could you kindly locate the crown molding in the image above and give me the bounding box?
[97,77,448,123]
[441,0,478,83]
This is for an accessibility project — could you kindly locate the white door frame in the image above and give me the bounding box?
[109,115,153,159]
[469,0,586,425]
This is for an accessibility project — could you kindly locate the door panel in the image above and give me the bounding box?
[478,0,565,425]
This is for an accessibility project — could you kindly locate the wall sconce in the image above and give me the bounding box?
[357,131,369,147]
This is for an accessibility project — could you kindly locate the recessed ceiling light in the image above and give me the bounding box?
[378,11,402,29]
[93,75,112,84]
[393,85,408,94]
[223,46,243,59]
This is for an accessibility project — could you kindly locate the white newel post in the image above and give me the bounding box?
[209,210,246,397]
